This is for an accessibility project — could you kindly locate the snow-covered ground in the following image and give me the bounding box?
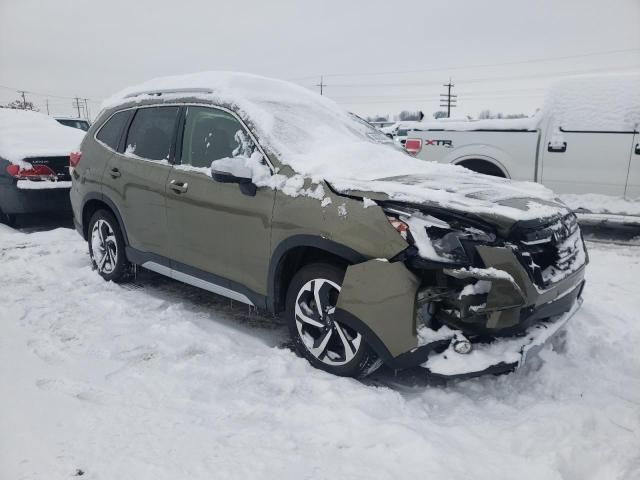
[1,224,640,480]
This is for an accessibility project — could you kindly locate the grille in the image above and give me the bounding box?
[511,213,582,288]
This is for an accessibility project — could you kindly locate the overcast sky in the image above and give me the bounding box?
[1,0,639,120]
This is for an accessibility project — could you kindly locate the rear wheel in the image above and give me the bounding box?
[286,263,381,378]
[87,210,130,282]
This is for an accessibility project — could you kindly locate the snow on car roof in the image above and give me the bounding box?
[0,108,85,166]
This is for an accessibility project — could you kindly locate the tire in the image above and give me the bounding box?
[285,263,382,378]
[87,209,130,282]
[0,206,16,227]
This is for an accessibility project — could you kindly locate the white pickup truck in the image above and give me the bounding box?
[404,74,640,200]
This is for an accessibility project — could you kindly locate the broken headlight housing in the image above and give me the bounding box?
[385,208,496,264]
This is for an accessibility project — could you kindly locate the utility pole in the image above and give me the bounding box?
[83,98,90,120]
[46,99,50,115]
[72,97,82,118]
[439,78,457,118]
[18,90,27,109]
[316,75,326,96]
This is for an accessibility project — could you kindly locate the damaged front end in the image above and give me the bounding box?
[335,202,587,377]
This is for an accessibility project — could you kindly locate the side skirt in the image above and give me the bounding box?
[125,247,266,309]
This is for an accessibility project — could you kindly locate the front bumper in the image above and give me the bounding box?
[419,297,581,378]
[335,242,586,372]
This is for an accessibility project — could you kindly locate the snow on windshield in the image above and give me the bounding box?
[0,108,85,166]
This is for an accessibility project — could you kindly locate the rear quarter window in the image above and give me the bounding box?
[96,111,130,151]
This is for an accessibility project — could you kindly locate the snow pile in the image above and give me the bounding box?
[544,72,640,132]
[101,72,567,222]
[560,193,640,216]
[1,227,640,479]
[0,108,85,166]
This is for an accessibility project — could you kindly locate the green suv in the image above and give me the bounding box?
[70,72,587,378]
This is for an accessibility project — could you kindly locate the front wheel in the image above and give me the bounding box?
[87,209,130,282]
[286,263,381,378]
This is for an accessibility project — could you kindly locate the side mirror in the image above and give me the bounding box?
[210,159,257,196]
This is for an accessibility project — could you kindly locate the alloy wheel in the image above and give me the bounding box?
[294,278,362,366]
[90,219,118,274]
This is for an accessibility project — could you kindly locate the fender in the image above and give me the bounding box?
[267,234,366,312]
[80,192,130,245]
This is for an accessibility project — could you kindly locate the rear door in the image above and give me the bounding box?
[101,105,180,258]
[626,133,640,199]
[166,105,275,298]
[540,122,635,195]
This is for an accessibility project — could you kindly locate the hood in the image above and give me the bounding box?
[328,172,570,231]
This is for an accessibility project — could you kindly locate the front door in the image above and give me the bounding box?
[102,105,180,258]
[166,105,275,300]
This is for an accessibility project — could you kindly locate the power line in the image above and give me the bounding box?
[313,65,640,89]
[0,84,101,102]
[288,47,640,80]
[329,86,547,100]
[338,92,546,105]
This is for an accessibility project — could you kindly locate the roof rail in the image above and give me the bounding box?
[123,87,214,99]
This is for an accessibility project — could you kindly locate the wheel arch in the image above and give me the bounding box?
[81,193,129,245]
[453,155,511,178]
[267,235,366,314]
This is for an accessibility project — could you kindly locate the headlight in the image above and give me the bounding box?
[386,209,495,264]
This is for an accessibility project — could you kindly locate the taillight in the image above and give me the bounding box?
[5,164,20,177]
[404,138,422,156]
[5,164,57,180]
[70,151,82,168]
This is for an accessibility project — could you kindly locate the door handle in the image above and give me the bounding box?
[109,167,121,178]
[547,142,567,153]
[635,143,639,155]
[168,179,189,193]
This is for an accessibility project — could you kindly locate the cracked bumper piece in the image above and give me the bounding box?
[420,298,582,378]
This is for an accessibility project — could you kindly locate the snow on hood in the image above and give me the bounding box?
[328,165,568,223]
[102,71,567,222]
[0,108,85,166]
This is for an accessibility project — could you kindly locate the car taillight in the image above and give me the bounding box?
[70,151,82,168]
[404,138,422,156]
[5,164,57,180]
